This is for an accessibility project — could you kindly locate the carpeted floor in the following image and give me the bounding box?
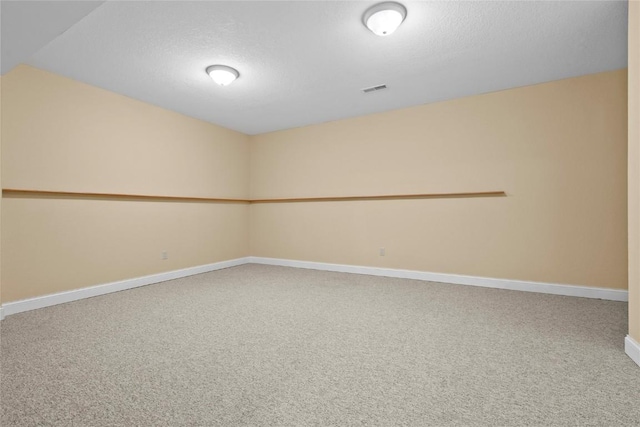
[1,264,639,426]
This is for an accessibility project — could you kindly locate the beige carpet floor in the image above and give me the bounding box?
[1,264,639,426]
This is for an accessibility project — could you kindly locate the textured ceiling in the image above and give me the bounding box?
[6,1,631,135]
[0,1,104,75]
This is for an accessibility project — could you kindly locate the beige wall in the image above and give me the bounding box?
[629,0,640,342]
[0,65,629,303]
[250,70,628,289]
[1,75,3,304]
[1,65,250,303]
[2,66,248,198]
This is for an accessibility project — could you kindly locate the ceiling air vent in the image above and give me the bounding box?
[362,84,387,93]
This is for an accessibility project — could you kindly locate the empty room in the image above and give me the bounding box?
[1,0,639,425]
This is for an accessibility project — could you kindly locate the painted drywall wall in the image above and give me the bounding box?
[250,70,628,290]
[1,65,250,303]
[0,75,3,305]
[629,0,640,343]
[1,65,629,303]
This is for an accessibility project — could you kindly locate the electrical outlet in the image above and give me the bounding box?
[379,247,386,256]
[162,251,168,260]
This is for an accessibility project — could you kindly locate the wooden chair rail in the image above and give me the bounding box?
[2,189,249,203]
[2,189,507,204]
[250,191,506,203]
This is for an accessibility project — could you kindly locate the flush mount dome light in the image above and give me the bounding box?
[206,65,239,86]
[363,2,407,36]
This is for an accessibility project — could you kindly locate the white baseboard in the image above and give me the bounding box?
[1,256,629,320]
[248,256,629,302]
[0,257,251,318]
[626,335,640,368]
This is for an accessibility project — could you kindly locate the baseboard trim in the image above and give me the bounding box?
[1,257,251,318]
[626,335,640,368]
[1,256,628,319]
[248,257,628,302]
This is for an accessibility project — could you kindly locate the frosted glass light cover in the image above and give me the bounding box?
[367,10,403,36]
[206,65,239,86]
[363,2,407,36]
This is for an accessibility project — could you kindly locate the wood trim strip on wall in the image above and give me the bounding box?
[2,188,250,204]
[250,191,507,203]
[2,188,507,204]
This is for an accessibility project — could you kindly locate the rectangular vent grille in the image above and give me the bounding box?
[362,84,387,93]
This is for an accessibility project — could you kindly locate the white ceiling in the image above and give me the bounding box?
[0,1,105,75]
[2,1,629,135]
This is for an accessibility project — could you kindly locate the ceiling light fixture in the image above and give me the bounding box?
[206,65,239,86]
[363,2,407,36]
